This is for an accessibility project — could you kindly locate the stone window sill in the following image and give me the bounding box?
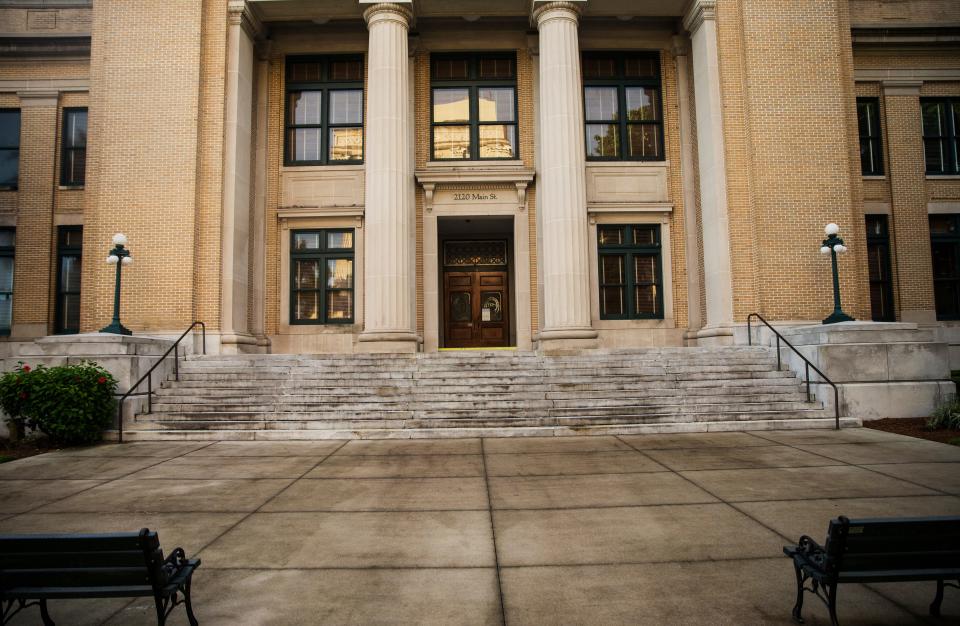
[58,185,84,191]
[927,175,960,180]
[862,176,886,181]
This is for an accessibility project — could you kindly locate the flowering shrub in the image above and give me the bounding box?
[0,362,117,445]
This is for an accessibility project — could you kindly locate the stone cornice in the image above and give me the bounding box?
[530,1,586,28]
[227,0,265,39]
[362,2,414,28]
[682,0,716,35]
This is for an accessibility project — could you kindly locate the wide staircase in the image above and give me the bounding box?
[122,346,857,440]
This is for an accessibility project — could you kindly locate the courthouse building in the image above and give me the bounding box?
[0,0,959,358]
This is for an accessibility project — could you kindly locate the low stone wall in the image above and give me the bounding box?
[742,321,956,420]
[0,333,187,440]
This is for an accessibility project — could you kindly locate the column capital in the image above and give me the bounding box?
[530,1,586,28]
[683,0,717,35]
[227,0,265,39]
[671,35,690,58]
[362,2,414,28]
[882,79,923,96]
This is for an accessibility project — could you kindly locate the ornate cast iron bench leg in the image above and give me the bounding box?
[826,583,840,626]
[183,575,199,626]
[39,599,54,626]
[931,579,945,617]
[791,561,805,623]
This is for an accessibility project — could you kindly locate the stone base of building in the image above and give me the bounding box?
[693,325,735,347]
[535,328,599,354]
[746,321,956,420]
[219,332,266,355]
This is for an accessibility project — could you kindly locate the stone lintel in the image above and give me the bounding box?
[881,79,923,96]
[16,89,58,107]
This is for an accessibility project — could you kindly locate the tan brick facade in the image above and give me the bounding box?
[1,0,958,355]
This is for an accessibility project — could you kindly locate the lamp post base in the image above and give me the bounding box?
[822,311,856,325]
[99,321,132,335]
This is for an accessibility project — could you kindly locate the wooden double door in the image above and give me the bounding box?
[443,270,510,348]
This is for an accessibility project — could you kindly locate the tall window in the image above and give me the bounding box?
[857,98,883,176]
[583,53,663,161]
[55,226,82,334]
[0,110,20,190]
[922,99,959,175]
[431,53,517,161]
[60,108,87,187]
[930,214,960,320]
[865,215,894,321]
[0,228,13,335]
[285,56,364,165]
[598,224,663,320]
[290,229,354,324]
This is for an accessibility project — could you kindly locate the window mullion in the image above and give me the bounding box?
[471,86,479,160]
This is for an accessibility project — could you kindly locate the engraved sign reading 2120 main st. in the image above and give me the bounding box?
[452,192,499,201]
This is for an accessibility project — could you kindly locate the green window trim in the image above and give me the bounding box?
[284,55,364,166]
[289,228,355,325]
[582,52,665,162]
[865,215,894,322]
[430,52,518,162]
[0,109,21,191]
[930,214,960,321]
[60,107,88,187]
[597,224,664,320]
[55,225,82,335]
[857,98,884,176]
[921,98,960,176]
[0,227,14,336]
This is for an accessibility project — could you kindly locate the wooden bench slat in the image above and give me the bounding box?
[0,532,159,553]
[3,585,156,599]
[2,567,154,588]
[0,550,151,569]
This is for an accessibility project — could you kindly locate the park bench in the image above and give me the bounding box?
[0,528,200,626]
[783,515,960,625]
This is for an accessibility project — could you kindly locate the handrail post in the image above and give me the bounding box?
[805,362,811,402]
[147,373,152,414]
[201,322,206,355]
[747,315,753,346]
[776,336,781,370]
[118,398,124,443]
[835,387,841,430]
[174,344,179,382]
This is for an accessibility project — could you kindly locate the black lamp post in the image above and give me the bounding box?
[100,233,133,335]
[820,223,855,325]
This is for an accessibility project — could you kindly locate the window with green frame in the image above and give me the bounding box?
[431,53,517,161]
[930,214,960,320]
[0,228,13,335]
[598,224,663,319]
[285,56,364,166]
[921,98,960,175]
[857,98,883,176]
[55,226,82,334]
[290,229,355,324]
[0,109,20,190]
[61,107,87,186]
[583,52,664,161]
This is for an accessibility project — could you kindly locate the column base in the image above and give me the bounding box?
[536,328,598,354]
[695,324,734,347]
[220,332,262,354]
[357,331,420,354]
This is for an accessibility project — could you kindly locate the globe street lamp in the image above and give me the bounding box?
[820,223,855,325]
[100,233,134,335]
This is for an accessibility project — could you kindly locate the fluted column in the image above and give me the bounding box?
[684,0,734,344]
[358,2,418,352]
[533,0,597,349]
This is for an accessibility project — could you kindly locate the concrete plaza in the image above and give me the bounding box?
[1,429,959,625]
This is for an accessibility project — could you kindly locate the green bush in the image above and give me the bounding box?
[927,396,960,431]
[0,362,117,445]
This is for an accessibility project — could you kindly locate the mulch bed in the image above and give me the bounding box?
[0,438,62,463]
[864,417,960,446]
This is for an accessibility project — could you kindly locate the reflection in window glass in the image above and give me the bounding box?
[433,125,471,160]
[291,229,355,324]
[327,259,353,289]
[433,89,470,123]
[327,231,353,249]
[479,125,516,159]
[587,124,619,158]
[478,89,515,122]
[295,233,321,250]
[329,128,363,162]
[585,87,619,121]
[286,57,364,165]
[598,224,662,319]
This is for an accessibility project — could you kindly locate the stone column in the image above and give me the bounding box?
[883,80,935,323]
[672,36,703,340]
[220,0,261,353]
[12,91,58,339]
[358,1,418,352]
[250,40,272,351]
[684,0,734,344]
[532,0,597,351]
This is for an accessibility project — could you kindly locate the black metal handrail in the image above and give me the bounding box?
[747,313,840,430]
[116,321,206,442]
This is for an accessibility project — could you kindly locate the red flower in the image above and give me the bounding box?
[18,391,27,400]
[21,365,30,373]
[97,376,107,385]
